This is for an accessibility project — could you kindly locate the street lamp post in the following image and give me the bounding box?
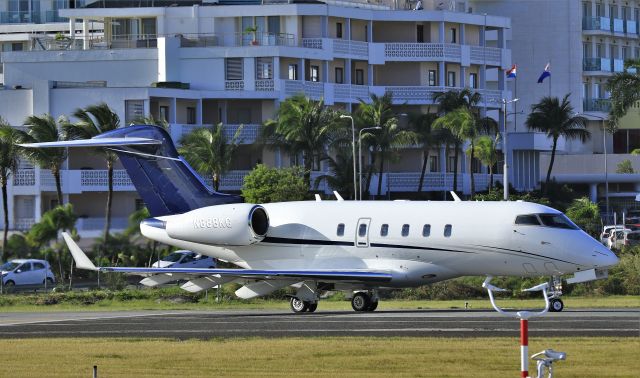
[500,98,519,201]
[340,114,357,200]
[359,126,382,201]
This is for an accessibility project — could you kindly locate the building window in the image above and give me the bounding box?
[469,73,478,89]
[135,198,145,211]
[310,65,320,82]
[447,156,456,173]
[444,224,452,237]
[422,224,431,237]
[336,22,343,38]
[471,157,482,173]
[225,58,243,80]
[380,224,389,237]
[335,67,344,84]
[159,106,169,122]
[447,71,456,87]
[256,57,273,79]
[125,100,144,124]
[288,64,298,80]
[11,42,23,51]
[429,155,439,172]
[337,223,345,236]
[401,224,410,237]
[450,28,457,43]
[417,24,424,43]
[365,24,368,42]
[355,69,364,85]
[428,70,437,86]
[187,107,196,125]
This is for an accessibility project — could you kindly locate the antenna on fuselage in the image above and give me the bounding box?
[450,191,462,202]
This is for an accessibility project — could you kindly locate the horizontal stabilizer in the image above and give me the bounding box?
[62,232,98,271]
[18,137,161,148]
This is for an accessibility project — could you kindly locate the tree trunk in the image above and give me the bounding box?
[470,141,475,200]
[418,151,429,193]
[303,151,312,189]
[2,181,9,261]
[53,166,63,206]
[544,137,559,196]
[212,172,218,192]
[376,149,385,198]
[365,152,376,200]
[103,160,114,251]
[453,142,460,194]
[489,165,494,193]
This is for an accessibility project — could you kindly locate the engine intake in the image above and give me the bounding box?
[165,203,269,246]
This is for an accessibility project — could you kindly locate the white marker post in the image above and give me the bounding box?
[483,277,552,378]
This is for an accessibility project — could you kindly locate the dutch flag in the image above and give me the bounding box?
[537,62,551,83]
[506,65,517,78]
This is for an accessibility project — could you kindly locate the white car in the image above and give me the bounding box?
[600,225,630,246]
[152,251,217,269]
[1,259,55,290]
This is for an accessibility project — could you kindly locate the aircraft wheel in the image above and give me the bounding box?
[290,297,308,313]
[351,292,371,312]
[549,298,564,312]
[307,302,318,313]
[366,300,379,312]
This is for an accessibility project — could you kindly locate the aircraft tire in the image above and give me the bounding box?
[307,302,318,313]
[351,292,370,312]
[290,297,309,313]
[366,300,379,312]
[549,298,564,312]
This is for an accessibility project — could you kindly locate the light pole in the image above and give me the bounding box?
[359,126,381,201]
[340,114,357,200]
[499,97,519,200]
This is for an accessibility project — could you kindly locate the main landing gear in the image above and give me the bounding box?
[351,291,379,312]
[548,276,564,312]
[289,297,318,313]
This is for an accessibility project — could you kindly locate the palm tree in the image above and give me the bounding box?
[313,148,355,198]
[410,112,439,193]
[0,121,19,260]
[355,93,416,197]
[263,94,340,187]
[178,123,243,191]
[433,89,482,194]
[15,114,68,206]
[608,58,640,128]
[525,94,590,193]
[471,135,500,192]
[63,103,120,240]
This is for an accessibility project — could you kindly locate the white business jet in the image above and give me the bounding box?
[22,125,618,313]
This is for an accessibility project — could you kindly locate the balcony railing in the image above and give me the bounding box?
[583,57,612,72]
[169,124,261,144]
[77,217,129,231]
[613,18,625,33]
[179,32,296,48]
[333,39,369,57]
[283,80,324,100]
[12,169,36,186]
[13,218,35,231]
[583,98,612,112]
[469,46,502,65]
[384,43,460,60]
[627,20,638,34]
[582,17,611,31]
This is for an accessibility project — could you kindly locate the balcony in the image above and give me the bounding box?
[168,124,261,145]
[541,153,640,183]
[613,18,625,33]
[627,20,638,35]
[583,57,612,72]
[582,17,611,32]
[374,172,502,194]
[283,80,325,100]
[383,43,460,61]
[180,32,296,48]
[509,132,565,152]
[12,169,135,193]
[583,98,612,112]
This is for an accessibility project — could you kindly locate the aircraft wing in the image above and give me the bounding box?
[62,233,391,283]
[18,137,161,148]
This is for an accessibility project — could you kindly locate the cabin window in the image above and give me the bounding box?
[515,215,541,226]
[337,223,345,236]
[380,224,389,237]
[402,224,410,237]
[422,224,431,237]
[444,224,452,237]
[358,223,368,237]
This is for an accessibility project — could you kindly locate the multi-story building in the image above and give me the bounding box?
[474,0,640,215]
[0,0,512,236]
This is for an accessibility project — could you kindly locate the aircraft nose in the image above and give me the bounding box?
[592,245,619,268]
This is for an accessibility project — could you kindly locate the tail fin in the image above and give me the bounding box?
[94,125,242,216]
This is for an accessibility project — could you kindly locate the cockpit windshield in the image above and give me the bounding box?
[515,213,579,230]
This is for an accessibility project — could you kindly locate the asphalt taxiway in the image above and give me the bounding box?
[0,308,637,339]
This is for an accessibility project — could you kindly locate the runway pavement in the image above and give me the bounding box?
[0,308,638,339]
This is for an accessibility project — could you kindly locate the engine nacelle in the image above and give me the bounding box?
[165,203,269,246]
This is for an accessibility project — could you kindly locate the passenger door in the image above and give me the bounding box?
[16,262,35,285]
[355,218,371,248]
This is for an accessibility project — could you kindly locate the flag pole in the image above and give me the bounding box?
[548,60,551,97]
[514,65,518,132]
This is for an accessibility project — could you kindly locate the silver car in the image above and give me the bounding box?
[1,259,55,291]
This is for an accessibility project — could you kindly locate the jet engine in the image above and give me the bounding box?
[165,203,269,246]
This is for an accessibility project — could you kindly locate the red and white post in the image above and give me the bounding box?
[520,319,529,378]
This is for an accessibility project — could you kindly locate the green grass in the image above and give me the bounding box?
[1,337,638,377]
[0,291,637,312]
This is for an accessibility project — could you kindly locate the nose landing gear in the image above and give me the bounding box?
[548,276,564,312]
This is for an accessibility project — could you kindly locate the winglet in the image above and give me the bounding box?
[333,191,344,201]
[62,232,98,271]
[450,191,462,202]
